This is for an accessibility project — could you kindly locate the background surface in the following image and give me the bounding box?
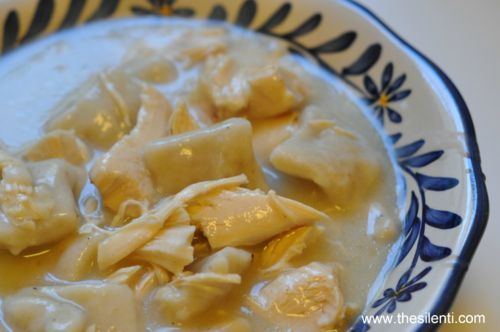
[357,1,499,331]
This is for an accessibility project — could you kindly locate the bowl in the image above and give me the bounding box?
[0,0,489,331]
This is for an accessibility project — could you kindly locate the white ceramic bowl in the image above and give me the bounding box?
[0,0,489,331]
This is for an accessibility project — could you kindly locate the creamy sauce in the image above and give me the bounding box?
[0,18,403,331]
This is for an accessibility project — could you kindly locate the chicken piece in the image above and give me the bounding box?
[23,130,90,166]
[204,55,307,120]
[168,102,201,135]
[90,86,172,212]
[0,151,85,254]
[188,188,329,249]
[144,118,267,196]
[154,272,241,323]
[45,70,142,150]
[97,175,248,270]
[261,225,324,272]
[251,262,344,329]
[53,233,104,281]
[191,247,252,275]
[270,113,381,207]
[132,225,196,275]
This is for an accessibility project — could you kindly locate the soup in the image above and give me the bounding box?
[0,18,402,332]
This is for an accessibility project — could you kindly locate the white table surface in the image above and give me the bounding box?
[356,1,499,331]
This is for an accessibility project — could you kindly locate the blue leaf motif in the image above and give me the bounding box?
[208,5,227,21]
[389,133,402,144]
[21,0,55,42]
[341,44,382,76]
[396,139,425,158]
[396,269,412,290]
[282,13,322,39]
[387,107,402,123]
[381,62,393,90]
[398,217,420,265]
[235,0,257,27]
[257,3,291,32]
[425,206,462,229]
[363,75,379,96]
[402,282,427,294]
[311,31,357,53]
[403,192,418,234]
[2,11,19,53]
[403,150,444,168]
[417,173,459,191]
[420,236,451,262]
[407,266,432,285]
[386,74,407,95]
[389,89,412,102]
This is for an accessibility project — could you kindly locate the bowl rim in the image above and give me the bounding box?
[343,1,489,330]
[0,0,490,330]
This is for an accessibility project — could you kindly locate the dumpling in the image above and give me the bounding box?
[144,118,267,195]
[97,175,248,270]
[203,55,307,120]
[188,187,329,249]
[270,110,381,207]
[45,70,143,150]
[260,225,324,272]
[90,86,172,212]
[124,54,178,84]
[106,265,171,299]
[191,247,252,275]
[3,288,87,332]
[23,130,90,166]
[3,283,141,332]
[0,150,85,255]
[154,272,241,323]
[250,262,344,330]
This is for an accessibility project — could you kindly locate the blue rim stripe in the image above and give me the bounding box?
[343,1,489,331]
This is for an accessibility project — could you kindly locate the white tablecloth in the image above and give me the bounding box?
[357,1,500,331]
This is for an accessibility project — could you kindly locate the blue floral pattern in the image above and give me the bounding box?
[363,63,411,124]
[0,1,474,331]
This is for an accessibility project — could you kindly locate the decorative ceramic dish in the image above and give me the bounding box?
[0,0,489,331]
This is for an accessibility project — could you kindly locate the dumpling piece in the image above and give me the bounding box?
[53,233,104,281]
[170,27,228,68]
[0,150,85,255]
[167,102,201,135]
[97,175,248,270]
[144,118,267,195]
[203,55,307,120]
[191,247,252,275]
[106,265,171,299]
[2,283,140,332]
[90,86,172,212]
[154,272,241,323]
[124,54,178,84]
[23,130,90,166]
[2,288,87,332]
[270,112,381,207]
[131,225,196,275]
[260,225,324,272]
[188,187,329,249]
[45,70,143,150]
[251,262,344,330]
